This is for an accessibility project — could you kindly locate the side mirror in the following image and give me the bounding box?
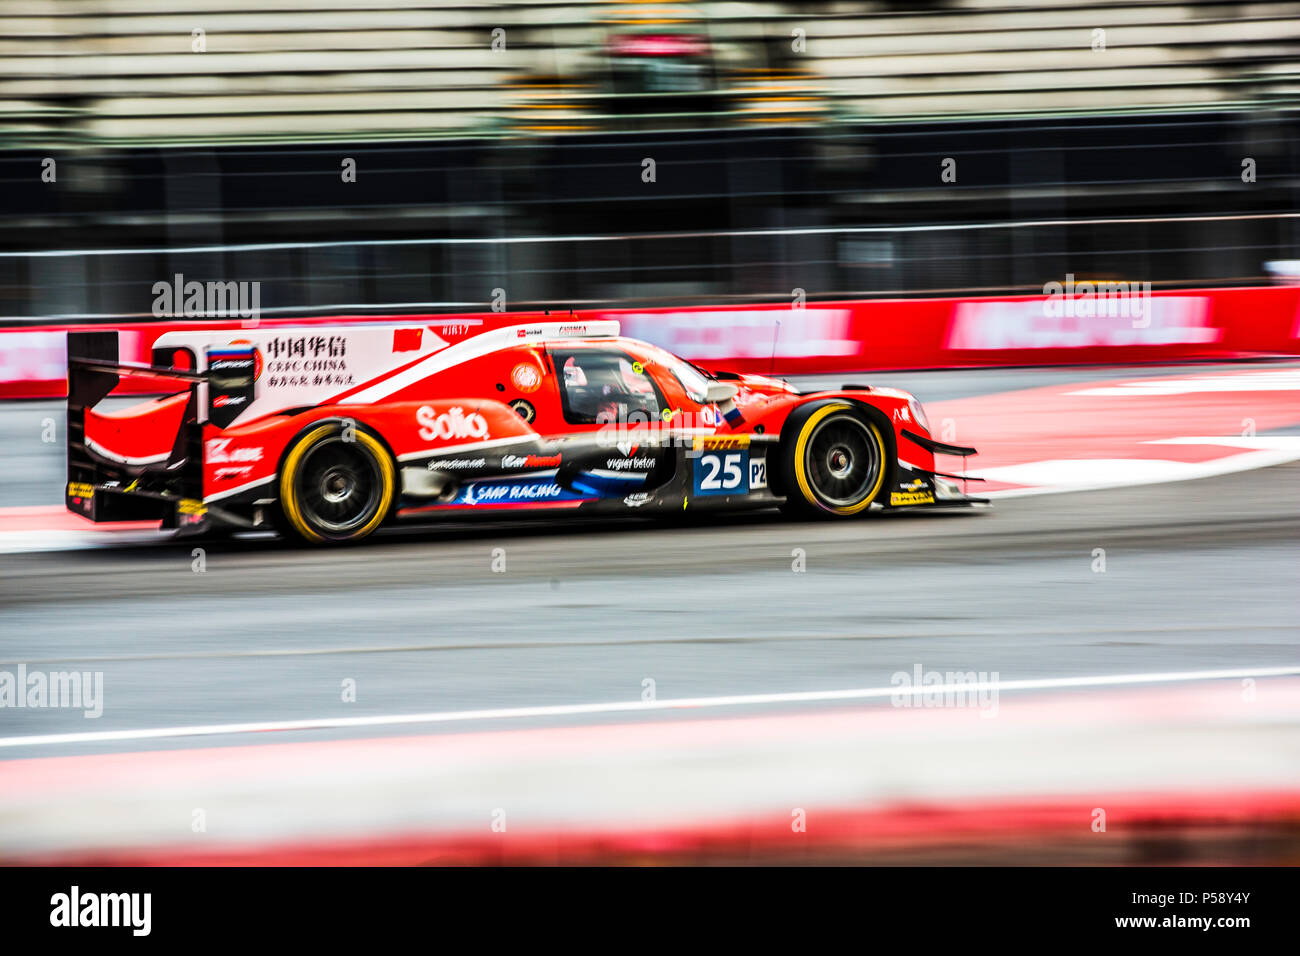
[705,381,739,404]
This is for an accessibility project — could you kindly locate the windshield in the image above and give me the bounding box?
[638,344,716,402]
[670,359,713,403]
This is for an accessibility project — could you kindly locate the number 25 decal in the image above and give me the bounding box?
[695,451,748,495]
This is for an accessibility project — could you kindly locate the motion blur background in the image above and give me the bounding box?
[3,1,1300,868]
[2,0,1299,320]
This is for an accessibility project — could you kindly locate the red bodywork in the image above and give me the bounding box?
[68,321,978,534]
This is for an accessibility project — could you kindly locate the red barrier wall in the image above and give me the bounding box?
[3,286,1298,399]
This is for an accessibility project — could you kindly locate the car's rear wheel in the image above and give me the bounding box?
[779,402,888,517]
[278,422,395,544]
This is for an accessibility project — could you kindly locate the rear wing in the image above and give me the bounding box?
[68,330,205,406]
[67,330,205,509]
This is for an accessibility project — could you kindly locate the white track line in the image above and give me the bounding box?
[1,666,1296,750]
[981,439,1300,498]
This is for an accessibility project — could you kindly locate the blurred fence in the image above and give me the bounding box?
[2,211,1298,321]
[3,106,1299,320]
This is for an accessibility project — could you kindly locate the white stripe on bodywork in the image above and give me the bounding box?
[459,468,559,480]
[340,337,503,405]
[585,469,649,480]
[84,437,170,467]
[342,322,619,406]
[205,476,275,503]
[396,435,535,462]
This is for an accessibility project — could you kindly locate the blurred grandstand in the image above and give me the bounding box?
[1,0,1298,317]
[6,0,1300,141]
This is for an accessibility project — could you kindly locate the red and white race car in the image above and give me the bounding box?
[66,319,982,544]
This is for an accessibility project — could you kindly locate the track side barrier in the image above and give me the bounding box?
[3,286,1298,399]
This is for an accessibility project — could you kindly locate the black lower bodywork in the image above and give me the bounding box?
[66,330,212,534]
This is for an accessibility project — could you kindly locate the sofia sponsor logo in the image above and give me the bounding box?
[417,405,489,441]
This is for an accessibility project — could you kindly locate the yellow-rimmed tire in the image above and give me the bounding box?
[277,422,395,544]
[778,402,890,517]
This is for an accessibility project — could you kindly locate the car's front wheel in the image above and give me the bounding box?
[277,422,395,543]
[779,402,888,517]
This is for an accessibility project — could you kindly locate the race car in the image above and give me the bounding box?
[65,319,982,544]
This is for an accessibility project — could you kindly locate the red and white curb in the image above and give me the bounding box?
[929,365,1300,497]
[0,506,164,554]
[974,435,1300,498]
[3,672,1297,864]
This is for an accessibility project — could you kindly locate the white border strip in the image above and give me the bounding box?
[1,666,1295,750]
[204,475,274,504]
[83,437,170,467]
[395,435,534,462]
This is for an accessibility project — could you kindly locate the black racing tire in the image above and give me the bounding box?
[276,422,396,544]
[777,401,890,517]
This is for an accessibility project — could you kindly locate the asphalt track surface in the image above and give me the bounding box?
[0,365,1297,760]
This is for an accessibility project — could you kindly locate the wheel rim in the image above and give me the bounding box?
[295,437,383,534]
[803,413,881,508]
